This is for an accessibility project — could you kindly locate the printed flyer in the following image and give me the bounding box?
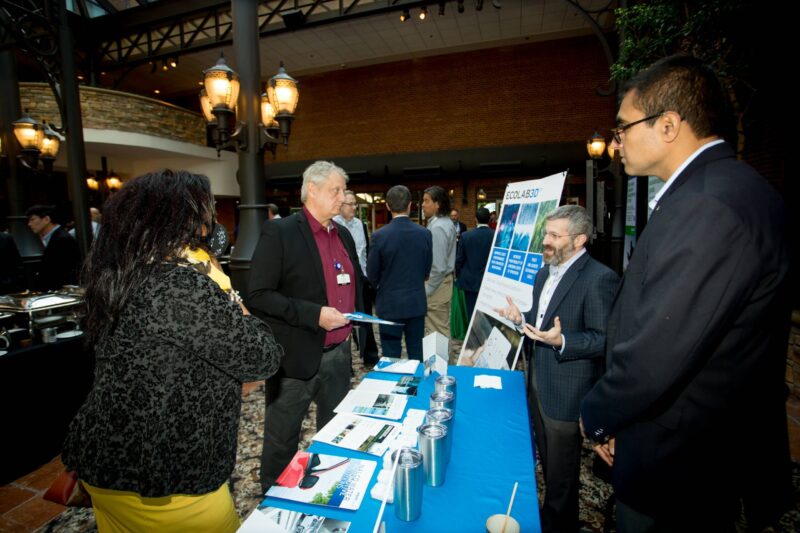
[238,505,351,533]
[314,413,401,456]
[357,376,421,396]
[457,172,566,369]
[266,451,376,511]
[334,389,407,420]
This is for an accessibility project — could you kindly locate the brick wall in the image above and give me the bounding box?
[275,35,616,163]
[19,83,205,146]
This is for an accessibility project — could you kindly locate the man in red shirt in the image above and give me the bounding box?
[249,161,363,491]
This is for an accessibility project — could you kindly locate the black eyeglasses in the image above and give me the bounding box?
[611,112,664,144]
[299,454,350,489]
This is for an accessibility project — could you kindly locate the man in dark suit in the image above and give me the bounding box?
[580,56,791,530]
[249,161,363,491]
[25,205,80,291]
[367,185,432,361]
[456,207,494,318]
[498,205,617,533]
[450,209,467,240]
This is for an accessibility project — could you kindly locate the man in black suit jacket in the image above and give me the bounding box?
[25,205,80,291]
[249,161,363,491]
[450,208,467,240]
[580,56,791,530]
[367,185,432,360]
[498,205,617,533]
[456,207,494,318]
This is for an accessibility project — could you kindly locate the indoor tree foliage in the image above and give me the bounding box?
[611,0,760,154]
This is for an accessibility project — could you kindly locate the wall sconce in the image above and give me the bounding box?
[586,131,606,159]
[200,55,299,156]
[86,175,99,190]
[477,188,487,201]
[400,9,410,21]
[419,6,427,19]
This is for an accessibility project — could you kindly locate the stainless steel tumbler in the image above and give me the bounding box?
[417,423,448,487]
[425,407,454,464]
[429,390,455,412]
[392,447,424,521]
[434,374,457,407]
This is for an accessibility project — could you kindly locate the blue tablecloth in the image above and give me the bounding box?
[257,365,540,532]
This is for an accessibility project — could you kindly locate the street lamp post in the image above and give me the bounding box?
[199,0,300,295]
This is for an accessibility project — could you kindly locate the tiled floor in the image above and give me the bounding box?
[3,390,800,532]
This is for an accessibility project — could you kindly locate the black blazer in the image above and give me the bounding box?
[524,253,617,422]
[367,216,432,320]
[455,226,494,293]
[35,227,80,291]
[581,142,791,519]
[248,211,363,379]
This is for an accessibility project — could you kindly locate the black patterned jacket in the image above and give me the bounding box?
[63,265,283,497]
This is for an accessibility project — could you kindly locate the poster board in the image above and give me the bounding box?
[457,172,566,369]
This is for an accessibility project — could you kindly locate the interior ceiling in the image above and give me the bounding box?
[67,0,614,107]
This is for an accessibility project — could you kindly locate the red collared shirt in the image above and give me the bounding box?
[304,206,355,345]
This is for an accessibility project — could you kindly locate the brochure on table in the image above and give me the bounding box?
[238,505,351,533]
[457,172,566,370]
[373,357,420,375]
[313,413,402,456]
[334,389,408,420]
[343,311,401,326]
[423,331,449,377]
[266,451,376,511]
[357,376,420,396]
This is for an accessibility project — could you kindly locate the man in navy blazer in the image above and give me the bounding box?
[367,185,432,361]
[456,207,494,318]
[580,56,791,530]
[499,205,617,533]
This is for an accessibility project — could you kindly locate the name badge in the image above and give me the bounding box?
[337,273,351,285]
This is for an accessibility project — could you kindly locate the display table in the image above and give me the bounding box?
[0,335,94,484]
[253,365,540,531]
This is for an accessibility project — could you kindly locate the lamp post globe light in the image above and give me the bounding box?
[200,56,299,155]
[586,130,606,159]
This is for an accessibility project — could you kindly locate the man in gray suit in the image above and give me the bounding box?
[498,205,618,533]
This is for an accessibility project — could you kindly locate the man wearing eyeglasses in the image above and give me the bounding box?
[496,205,617,533]
[580,55,790,531]
[335,190,379,365]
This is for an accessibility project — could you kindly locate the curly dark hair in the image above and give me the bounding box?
[81,169,216,345]
[423,186,450,217]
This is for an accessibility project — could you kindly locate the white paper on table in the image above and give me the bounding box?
[373,357,420,375]
[357,376,420,396]
[334,389,408,420]
[238,505,352,532]
[314,413,402,456]
[474,375,503,389]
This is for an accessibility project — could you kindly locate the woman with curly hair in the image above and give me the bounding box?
[62,169,283,532]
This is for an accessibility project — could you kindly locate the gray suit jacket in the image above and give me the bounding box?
[524,252,618,422]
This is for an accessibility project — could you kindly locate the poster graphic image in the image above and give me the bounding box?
[528,200,558,253]
[510,203,539,251]
[458,172,566,369]
[493,203,519,249]
[458,310,522,370]
[266,451,376,511]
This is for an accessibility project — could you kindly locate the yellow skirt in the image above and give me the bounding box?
[83,481,240,533]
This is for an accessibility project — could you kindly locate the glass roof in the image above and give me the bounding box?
[67,0,157,18]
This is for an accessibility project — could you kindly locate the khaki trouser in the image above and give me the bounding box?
[425,274,453,358]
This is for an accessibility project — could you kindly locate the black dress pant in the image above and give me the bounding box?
[260,340,352,491]
[528,372,583,533]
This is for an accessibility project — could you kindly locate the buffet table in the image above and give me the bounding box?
[0,334,94,484]
[250,365,540,532]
